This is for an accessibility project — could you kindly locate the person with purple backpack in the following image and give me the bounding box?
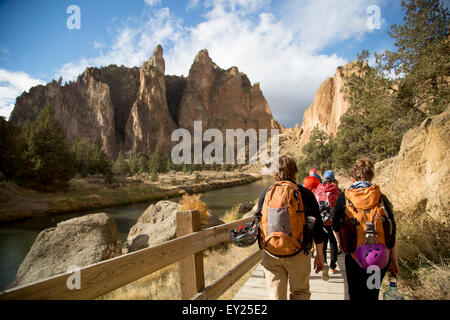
[332,159,399,300]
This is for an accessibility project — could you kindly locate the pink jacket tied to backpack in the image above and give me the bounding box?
[314,183,339,226]
[315,183,339,209]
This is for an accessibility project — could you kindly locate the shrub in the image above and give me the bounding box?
[178,194,209,226]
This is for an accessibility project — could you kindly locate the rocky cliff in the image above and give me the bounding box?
[374,107,450,220]
[10,45,279,159]
[292,60,361,149]
[177,49,280,134]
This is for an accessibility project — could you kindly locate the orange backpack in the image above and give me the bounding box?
[343,185,394,259]
[259,181,305,256]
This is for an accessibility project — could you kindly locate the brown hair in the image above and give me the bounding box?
[349,158,375,182]
[274,155,298,181]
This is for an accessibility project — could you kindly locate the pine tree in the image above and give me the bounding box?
[297,127,335,180]
[22,103,75,191]
[129,152,148,175]
[0,117,20,180]
[112,151,130,176]
[148,148,168,174]
[379,0,449,115]
[150,168,158,182]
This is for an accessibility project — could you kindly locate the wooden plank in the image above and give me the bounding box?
[192,249,262,300]
[0,227,204,300]
[177,210,205,299]
[0,215,254,300]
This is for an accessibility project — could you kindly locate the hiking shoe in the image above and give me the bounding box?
[322,264,329,281]
[330,268,337,274]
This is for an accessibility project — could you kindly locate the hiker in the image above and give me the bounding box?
[332,159,399,300]
[314,170,340,280]
[257,156,327,300]
[303,169,321,194]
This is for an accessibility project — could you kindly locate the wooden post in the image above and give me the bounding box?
[176,210,205,299]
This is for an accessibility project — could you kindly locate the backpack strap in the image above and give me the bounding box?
[379,197,393,235]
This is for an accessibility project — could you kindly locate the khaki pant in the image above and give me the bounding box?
[261,250,311,300]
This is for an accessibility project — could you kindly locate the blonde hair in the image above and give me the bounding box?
[274,155,298,182]
[349,158,375,182]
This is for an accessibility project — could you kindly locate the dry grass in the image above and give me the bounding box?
[396,208,449,270]
[395,204,450,300]
[100,264,181,300]
[101,242,259,300]
[178,194,209,226]
[222,205,245,224]
[406,259,449,300]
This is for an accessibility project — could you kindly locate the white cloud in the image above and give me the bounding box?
[186,0,200,11]
[279,0,385,53]
[144,0,161,6]
[54,0,385,127]
[93,41,106,49]
[0,69,45,120]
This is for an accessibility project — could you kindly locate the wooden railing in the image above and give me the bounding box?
[0,210,261,300]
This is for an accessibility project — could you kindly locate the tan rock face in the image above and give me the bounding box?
[177,49,279,134]
[10,46,278,159]
[296,61,361,148]
[374,107,450,220]
[124,45,177,155]
[10,65,141,159]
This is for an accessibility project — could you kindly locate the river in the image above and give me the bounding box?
[0,176,274,291]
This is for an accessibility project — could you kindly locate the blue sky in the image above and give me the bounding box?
[0,0,426,127]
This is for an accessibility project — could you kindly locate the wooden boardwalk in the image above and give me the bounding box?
[233,250,348,300]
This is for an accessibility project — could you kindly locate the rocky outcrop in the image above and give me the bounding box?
[127,200,225,252]
[177,49,280,134]
[10,46,279,159]
[238,201,256,215]
[11,213,119,288]
[374,107,450,220]
[127,201,180,252]
[10,65,140,158]
[124,45,177,155]
[296,60,362,148]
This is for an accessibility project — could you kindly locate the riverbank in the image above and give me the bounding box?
[0,170,261,223]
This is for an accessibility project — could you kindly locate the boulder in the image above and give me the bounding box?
[12,213,119,288]
[238,201,256,214]
[374,108,450,220]
[127,200,225,252]
[127,201,180,252]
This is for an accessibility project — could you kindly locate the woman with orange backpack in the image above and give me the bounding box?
[256,156,328,300]
[332,159,399,300]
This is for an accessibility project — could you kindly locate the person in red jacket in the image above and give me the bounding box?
[303,173,320,194]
